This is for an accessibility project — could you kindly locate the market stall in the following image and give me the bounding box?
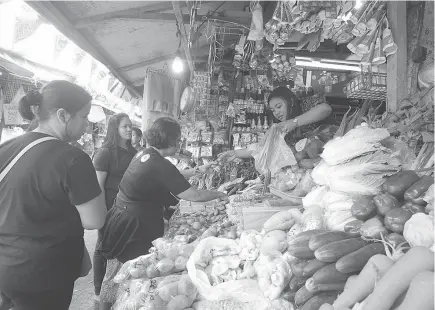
[27,1,434,310]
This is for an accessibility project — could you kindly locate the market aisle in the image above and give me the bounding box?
[69,230,98,310]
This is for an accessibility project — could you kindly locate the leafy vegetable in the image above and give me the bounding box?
[322,125,390,166]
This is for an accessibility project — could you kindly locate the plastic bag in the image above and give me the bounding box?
[381,137,416,170]
[254,253,291,301]
[252,125,297,176]
[292,169,315,197]
[187,237,264,302]
[311,160,330,186]
[324,210,356,231]
[302,186,328,209]
[300,205,324,230]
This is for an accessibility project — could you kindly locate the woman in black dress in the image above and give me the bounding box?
[98,117,228,309]
[92,113,137,301]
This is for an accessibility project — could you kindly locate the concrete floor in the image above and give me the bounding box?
[70,230,98,310]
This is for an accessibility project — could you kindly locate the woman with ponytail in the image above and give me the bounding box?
[0,80,106,310]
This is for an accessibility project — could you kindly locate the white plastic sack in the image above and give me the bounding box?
[311,160,330,186]
[187,237,264,303]
[302,186,328,209]
[252,125,297,176]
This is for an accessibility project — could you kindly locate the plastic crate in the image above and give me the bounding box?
[345,72,387,100]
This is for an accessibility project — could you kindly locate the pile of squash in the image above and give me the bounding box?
[282,230,386,310]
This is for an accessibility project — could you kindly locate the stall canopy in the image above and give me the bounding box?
[27,1,353,99]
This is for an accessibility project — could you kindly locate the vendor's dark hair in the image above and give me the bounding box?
[145,117,181,149]
[132,127,143,138]
[19,80,92,122]
[267,86,302,123]
[101,113,135,166]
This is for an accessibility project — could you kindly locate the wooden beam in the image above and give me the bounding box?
[386,1,407,112]
[117,54,175,72]
[172,1,195,75]
[75,13,189,27]
[73,3,187,28]
[75,12,251,29]
[26,2,141,98]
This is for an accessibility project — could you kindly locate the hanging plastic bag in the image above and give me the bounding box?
[186,237,264,303]
[252,125,297,176]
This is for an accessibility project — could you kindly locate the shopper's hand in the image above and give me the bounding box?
[217,150,236,162]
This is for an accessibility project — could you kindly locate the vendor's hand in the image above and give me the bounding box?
[277,119,298,134]
[217,150,236,162]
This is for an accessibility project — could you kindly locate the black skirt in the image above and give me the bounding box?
[100,197,164,263]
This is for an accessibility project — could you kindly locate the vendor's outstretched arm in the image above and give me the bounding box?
[290,103,332,127]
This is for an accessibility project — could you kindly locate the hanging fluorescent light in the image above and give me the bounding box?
[355,0,363,9]
[172,55,184,74]
[295,59,361,72]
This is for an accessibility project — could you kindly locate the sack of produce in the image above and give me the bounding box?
[252,125,297,176]
[187,237,264,302]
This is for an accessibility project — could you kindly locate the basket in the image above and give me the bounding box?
[345,68,387,100]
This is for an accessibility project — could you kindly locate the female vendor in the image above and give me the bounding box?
[98,117,228,309]
[220,86,335,160]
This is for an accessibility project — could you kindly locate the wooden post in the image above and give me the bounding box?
[386,1,408,112]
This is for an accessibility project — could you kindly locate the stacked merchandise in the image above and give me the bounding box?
[229,73,272,150]
[265,1,397,65]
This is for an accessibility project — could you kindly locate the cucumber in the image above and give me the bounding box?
[301,291,341,310]
[312,264,350,285]
[288,230,326,259]
[336,243,386,274]
[305,277,346,293]
[295,285,316,307]
[315,238,368,263]
[308,231,354,251]
[302,259,330,277]
[289,276,309,292]
[290,260,311,278]
[281,290,296,302]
